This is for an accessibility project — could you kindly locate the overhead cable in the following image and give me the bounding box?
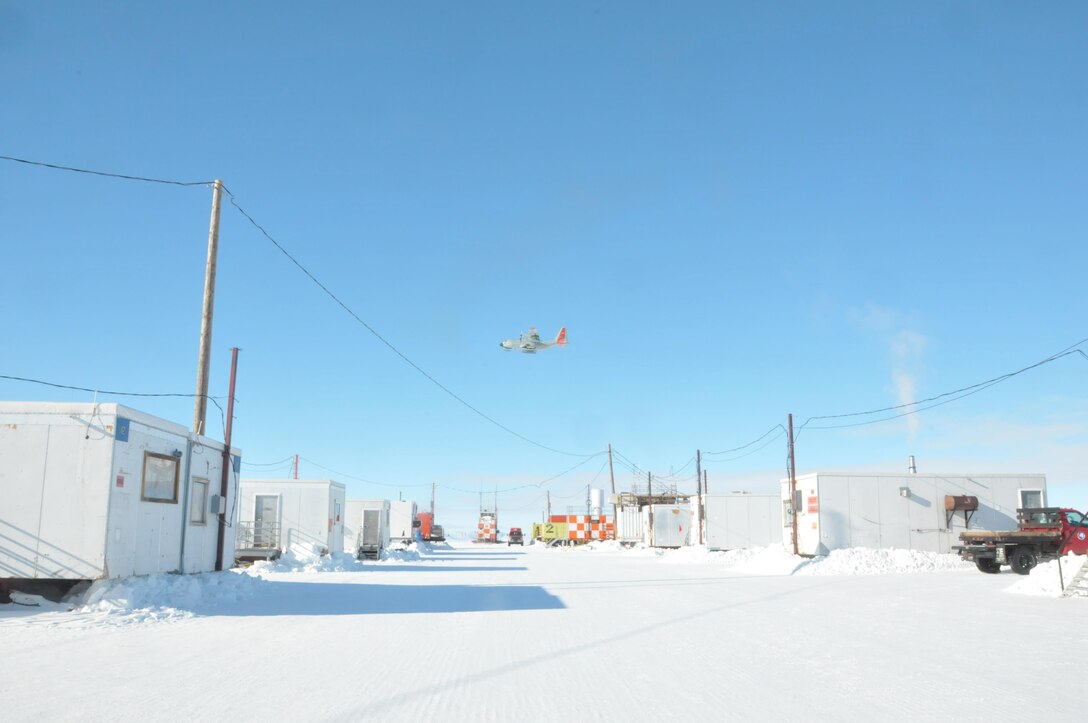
[0,154,213,187]
[221,185,599,459]
[800,341,1088,432]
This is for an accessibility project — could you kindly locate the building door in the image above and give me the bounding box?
[254,495,279,548]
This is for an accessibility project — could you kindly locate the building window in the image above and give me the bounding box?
[1019,489,1044,509]
[190,478,209,524]
[142,452,179,503]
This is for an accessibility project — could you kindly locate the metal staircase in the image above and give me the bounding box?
[1061,559,1088,598]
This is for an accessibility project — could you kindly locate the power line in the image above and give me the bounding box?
[0,154,213,187]
[705,425,786,456]
[0,153,599,460]
[221,185,598,459]
[800,341,1088,432]
[0,373,229,439]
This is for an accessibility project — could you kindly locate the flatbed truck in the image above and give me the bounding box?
[959,507,1088,574]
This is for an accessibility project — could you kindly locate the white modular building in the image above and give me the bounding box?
[344,498,390,559]
[0,402,241,583]
[238,479,346,557]
[782,472,1047,556]
[704,494,782,551]
[389,499,418,543]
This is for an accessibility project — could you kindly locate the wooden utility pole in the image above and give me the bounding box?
[214,347,239,572]
[696,449,703,545]
[193,179,224,435]
[647,471,652,498]
[788,413,799,555]
[547,490,551,519]
[292,454,298,480]
[704,469,708,494]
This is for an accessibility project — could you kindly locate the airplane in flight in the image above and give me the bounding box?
[500,327,568,353]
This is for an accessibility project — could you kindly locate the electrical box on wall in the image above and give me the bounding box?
[209,494,224,515]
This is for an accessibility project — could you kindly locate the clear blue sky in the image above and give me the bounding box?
[3,2,1086,534]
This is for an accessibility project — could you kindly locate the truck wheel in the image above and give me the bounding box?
[1009,547,1037,575]
[975,558,1001,574]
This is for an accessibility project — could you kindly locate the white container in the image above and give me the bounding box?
[344,498,390,558]
[649,503,690,548]
[782,472,1047,555]
[704,494,782,551]
[238,479,346,555]
[389,499,418,542]
[0,402,241,581]
[615,506,643,542]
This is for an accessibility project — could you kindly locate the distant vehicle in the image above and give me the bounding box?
[508,527,524,546]
[959,508,1088,574]
[430,525,445,542]
[500,327,567,354]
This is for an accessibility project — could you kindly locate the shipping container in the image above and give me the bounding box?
[782,472,1047,555]
[705,494,782,551]
[648,504,690,548]
[344,498,390,559]
[237,479,345,558]
[0,402,241,584]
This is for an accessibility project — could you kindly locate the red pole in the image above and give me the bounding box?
[215,347,239,572]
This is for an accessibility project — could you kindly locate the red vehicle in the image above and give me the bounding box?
[959,508,1088,574]
[508,527,524,546]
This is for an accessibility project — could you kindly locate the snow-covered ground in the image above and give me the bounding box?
[2,542,1084,722]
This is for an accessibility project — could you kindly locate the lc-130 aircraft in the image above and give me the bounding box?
[500,327,567,353]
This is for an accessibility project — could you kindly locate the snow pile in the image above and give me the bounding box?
[6,592,74,612]
[377,544,424,563]
[579,540,663,556]
[795,547,974,576]
[719,545,812,575]
[1006,554,1088,598]
[577,542,974,576]
[75,570,263,623]
[248,543,363,574]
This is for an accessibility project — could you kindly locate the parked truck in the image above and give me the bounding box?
[959,508,1088,574]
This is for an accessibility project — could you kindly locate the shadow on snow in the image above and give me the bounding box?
[202,580,564,617]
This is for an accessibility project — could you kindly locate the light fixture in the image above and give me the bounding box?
[899,486,911,498]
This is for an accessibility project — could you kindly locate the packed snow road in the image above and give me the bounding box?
[1,542,1085,722]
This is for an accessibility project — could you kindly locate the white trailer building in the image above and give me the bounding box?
[0,402,241,585]
[344,498,390,559]
[704,494,782,551]
[389,499,418,543]
[782,472,1047,556]
[237,479,346,558]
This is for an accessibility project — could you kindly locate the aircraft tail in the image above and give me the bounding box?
[556,327,568,346]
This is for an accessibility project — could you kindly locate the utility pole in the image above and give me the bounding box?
[647,471,652,498]
[696,449,703,545]
[704,469,708,494]
[608,444,616,538]
[788,413,799,556]
[292,454,298,480]
[214,347,239,572]
[547,490,551,519]
[431,482,436,517]
[193,179,224,435]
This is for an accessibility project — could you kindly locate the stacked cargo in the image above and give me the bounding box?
[543,515,614,542]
